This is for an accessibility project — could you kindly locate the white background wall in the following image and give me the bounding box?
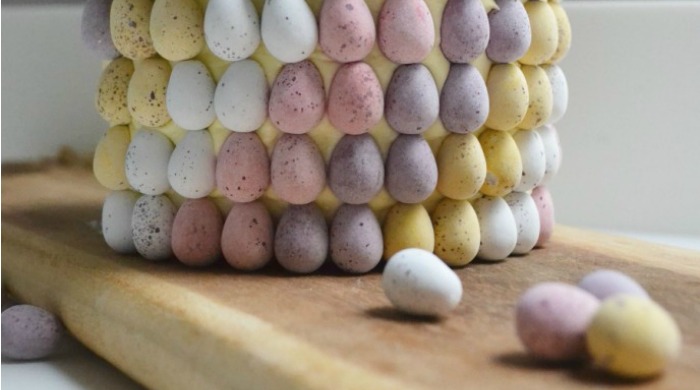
[2,1,699,237]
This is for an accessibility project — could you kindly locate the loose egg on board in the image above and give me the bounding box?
[548,2,572,64]
[531,186,554,247]
[440,0,490,64]
[436,133,486,200]
[94,125,131,190]
[587,295,681,378]
[1,305,64,360]
[377,0,435,64]
[131,194,176,261]
[330,204,383,273]
[327,62,384,135]
[150,0,204,61]
[125,129,174,195]
[328,134,384,204]
[221,201,274,271]
[512,129,546,192]
[81,0,120,58]
[486,0,531,63]
[485,64,529,131]
[385,64,440,135]
[268,60,326,134]
[270,134,326,205]
[385,135,438,204]
[543,64,569,124]
[535,124,562,184]
[261,0,318,63]
[167,130,216,199]
[127,58,172,128]
[479,129,522,197]
[96,57,134,125]
[382,248,463,316]
[102,190,140,254]
[166,60,216,131]
[204,0,260,62]
[216,132,270,202]
[214,59,268,133]
[504,191,540,255]
[171,198,223,266]
[473,196,517,261]
[519,1,558,66]
[516,282,600,361]
[440,64,489,134]
[578,269,650,300]
[432,198,480,267]
[274,203,328,274]
[319,0,375,63]
[110,0,156,60]
[520,65,553,130]
[383,203,435,259]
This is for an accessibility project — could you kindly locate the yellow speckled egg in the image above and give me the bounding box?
[520,65,553,130]
[127,58,172,128]
[110,0,156,60]
[520,1,558,66]
[383,203,435,260]
[150,0,204,61]
[437,133,486,200]
[586,295,682,379]
[96,57,134,125]
[93,125,131,190]
[432,198,480,267]
[479,129,522,197]
[485,64,529,131]
[548,2,572,64]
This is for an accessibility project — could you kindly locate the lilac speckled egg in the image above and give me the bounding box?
[132,194,176,261]
[269,61,326,134]
[81,0,119,58]
[378,0,435,64]
[328,134,384,204]
[270,134,326,205]
[171,198,223,266]
[2,305,63,360]
[275,204,329,274]
[516,282,600,361]
[385,64,440,135]
[319,0,376,63]
[221,201,274,271]
[578,269,650,300]
[385,134,438,204]
[330,204,383,273]
[532,186,554,248]
[486,0,531,63]
[440,64,489,134]
[327,62,384,135]
[440,0,490,64]
[216,132,270,202]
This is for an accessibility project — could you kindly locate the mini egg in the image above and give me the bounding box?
[520,1,558,66]
[127,58,172,128]
[94,125,131,190]
[150,0,204,61]
[96,57,134,125]
[110,0,156,60]
[125,129,174,195]
[382,248,463,316]
[327,62,384,135]
[167,130,216,199]
[131,194,176,261]
[102,190,140,254]
[81,0,119,58]
[485,63,529,131]
[520,65,553,130]
[319,0,375,63]
[440,0,490,64]
[377,0,435,64]
[432,198,480,267]
[166,60,216,131]
[548,2,572,64]
[385,135,438,204]
[516,282,600,361]
[531,185,554,247]
[535,124,562,184]
[385,64,440,135]
[268,61,326,134]
[578,269,650,300]
[439,64,489,134]
[586,295,681,379]
[383,203,435,259]
[204,0,260,61]
[216,132,270,203]
[171,198,222,266]
[436,133,486,200]
[504,191,540,255]
[270,134,326,205]
[1,305,63,360]
[221,201,274,271]
[512,129,546,192]
[274,203,328,274]
[328,134,384,204]
[261,0,318,63]
[486,0,531,63]
[330,204,383,273]
[473,196,517,261]
[214,60,268,133]
[543,64,568,124]
[479,129,522,197]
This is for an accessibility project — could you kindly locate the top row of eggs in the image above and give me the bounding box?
[83,0,570,66]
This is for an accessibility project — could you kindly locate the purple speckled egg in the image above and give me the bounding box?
[328,133,384,205]
[269,61,326,134]
[330,204,383,273]
[440,64,489,134]
[274,204,328,274]
[81,0,120,58]
[440,0,490,63]
[486,0,531,63]
[2,305,64,360]
[319,0,375,62]
[578,269,650,301]
[385,64,440,135]
[385,134,438,204]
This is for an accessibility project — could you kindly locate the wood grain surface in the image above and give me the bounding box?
[2,165,699,389]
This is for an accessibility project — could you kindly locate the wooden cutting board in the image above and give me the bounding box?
[2,164,699,390]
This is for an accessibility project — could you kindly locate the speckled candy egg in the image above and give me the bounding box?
[261,0,318,63]
[268,61,325,134]
[543,65,568,124]
[385,64,439,135]
[171,198,222,266]
[81,0,120,58]
[383,248,463,316]
[127,58,172,128]
[473,196,517,261]
[520,66,553,130]
[270,134,326,205]
[96,57,134,125]
[330,204,383,273]
[440,0,489,64]
[2,305,63,360]
[214,60,268,133]
[319,0,375,63]
[440,64,489,134]
[520,1,558,66]
[167,130,216,198]
[328,134,384,204]
[327,62,384,135]
[132,194,176,261]
[378,0,435,64]
[432,198,480,267]
[486,0,531,63]
[504,191,540,255]
[436,133,486,200]
[150,0,204,61]
[548,2,572,64]
[578,269,650,300]
[516,282,600,361]
[512,129,546,192]
[166,60,216,131]
[94,125,131,190]
[125,129,174,195]
[385,135,438,204]
[275,204,328,274]
[532,185,554,247]
[204,0,260,61]
[383,203,434,259]
[102,190,140,253]
[216,132,270,202]
[535,125,562,184]
[221,201,274,271]
[110,0,156,60]
[485,63,529,131]
[479,129,522,197]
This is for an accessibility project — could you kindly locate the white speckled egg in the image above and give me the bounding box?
[1,305,64,360]
[166,60,216,131]
[131,194,176,261]
[167,130,216,198]
[214,60,268,132]
[473,196,517,261]
[102,190,140,254]
[204,0,261,61]
[504,192,540,255]
[543,64,569,124]
[535,124,562,184]
[512,129,546,192]
[261,0,318,63]
[125,129,174,195]
[578,269,650,300]
[383,248,463,317]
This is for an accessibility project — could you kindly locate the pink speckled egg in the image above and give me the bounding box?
[378,0,435,64]
[216,132,270,203]
[222,201,274,271]
[385,64,440,135]
[275,204,328,274]
[269,61,325,134]
[486,0,531,63]
[327,62,384,135]
[440,0,490,64]
[385,134,438,204]
[270,134,326,204]
[171,198,223,266]
[532,185,554,247]
[319,0,375,62]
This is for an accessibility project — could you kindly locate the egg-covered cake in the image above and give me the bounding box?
[83,0,570,273]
